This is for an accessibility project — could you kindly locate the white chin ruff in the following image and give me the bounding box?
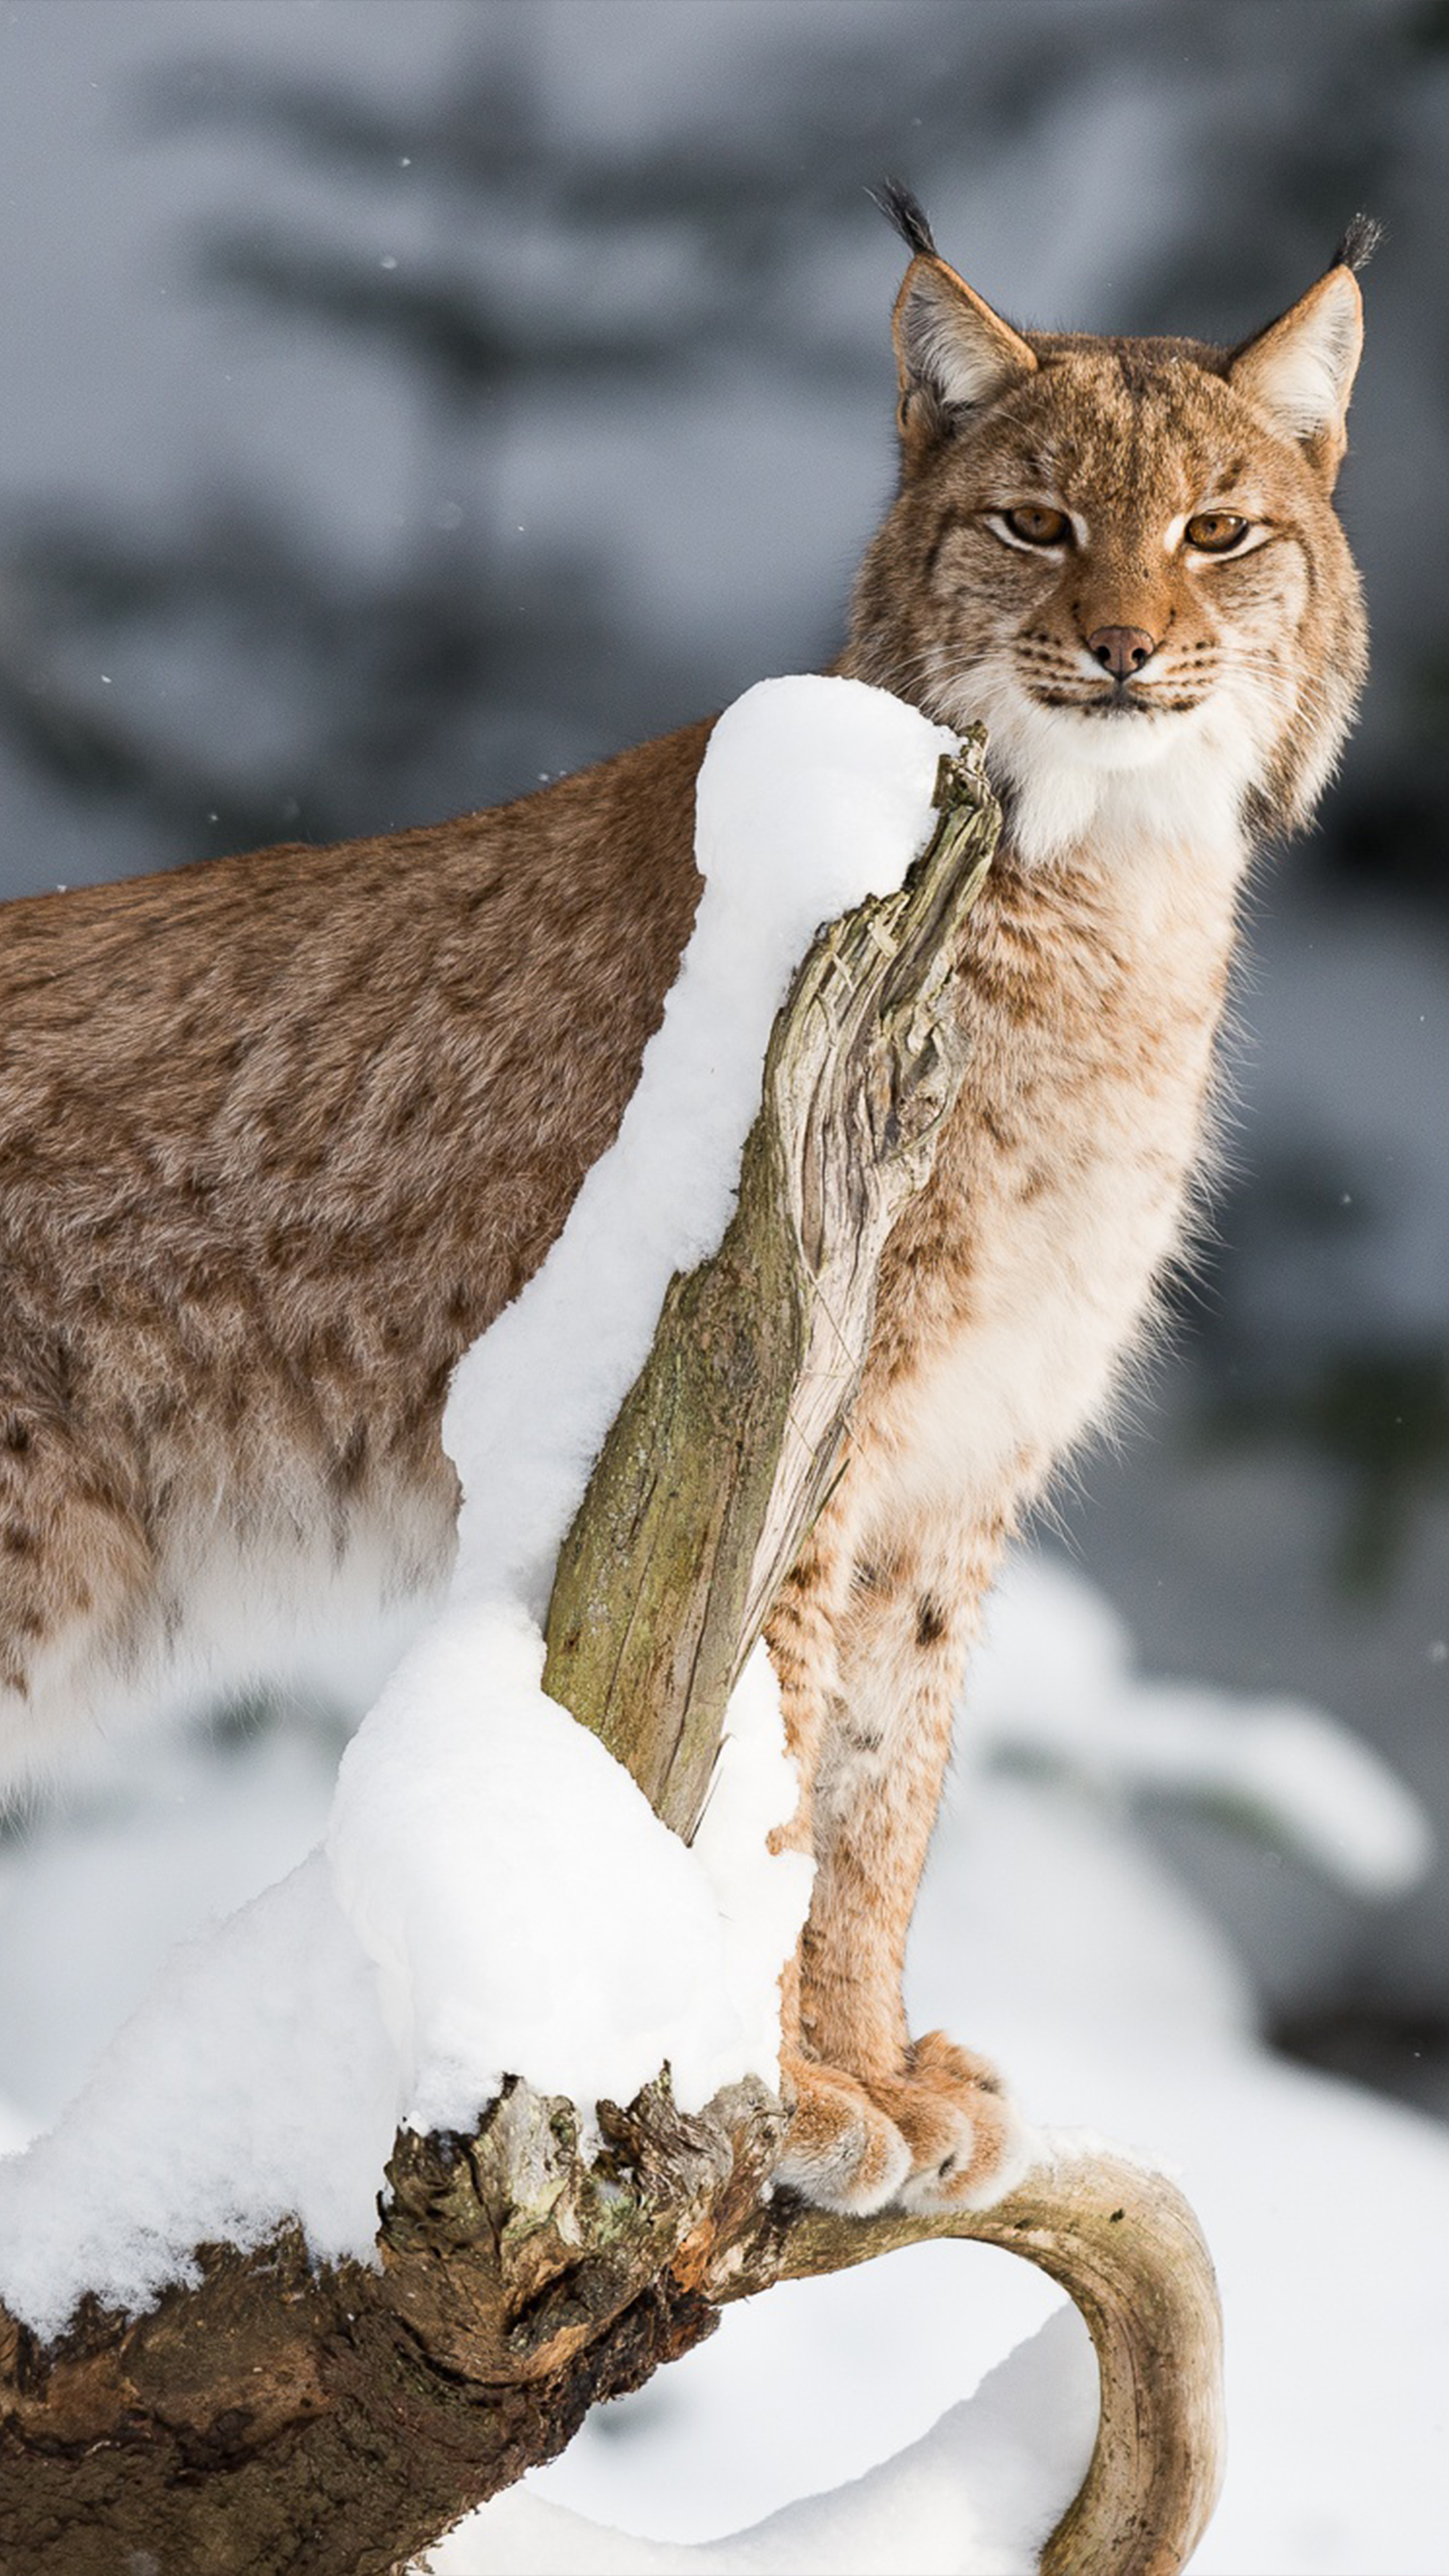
[941,669,1201,789]
[1036,703,1187,774]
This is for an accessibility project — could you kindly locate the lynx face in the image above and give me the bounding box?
[848,241,1369,861]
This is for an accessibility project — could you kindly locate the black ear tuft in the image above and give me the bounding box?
[869,178,937,261]
[1334,213,1384,275]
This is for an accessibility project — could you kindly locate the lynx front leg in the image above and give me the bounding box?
[766,1501,1030,2215]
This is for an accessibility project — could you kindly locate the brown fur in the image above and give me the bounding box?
[0,219,1370,2213]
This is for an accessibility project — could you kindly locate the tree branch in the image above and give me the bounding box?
[544,734,998,1835]
[0,2084,1222,2576]
[716,2141,1226,2576]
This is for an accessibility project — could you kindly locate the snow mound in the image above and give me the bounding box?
[329,1618,810,2133]
[973,1554,1432,1898]
[424,2304,1095,2575]
[0,1856,398,2339]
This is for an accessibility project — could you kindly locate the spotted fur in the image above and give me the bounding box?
[0,214,1371,2212]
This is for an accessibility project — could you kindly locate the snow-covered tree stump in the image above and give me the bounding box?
[0,739,1224,2576]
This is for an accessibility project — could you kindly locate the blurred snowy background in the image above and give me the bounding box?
[0,3,1446,2568]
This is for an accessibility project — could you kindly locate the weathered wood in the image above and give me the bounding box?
[0,2084,1222,2576]
[0,2078,767,2576]
[709,2139,1227,2576]
[543,731,1000,1836]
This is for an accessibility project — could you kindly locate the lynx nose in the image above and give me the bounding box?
[1087,625,1157,682]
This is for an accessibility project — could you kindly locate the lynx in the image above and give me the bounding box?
[0,192,1371,2214]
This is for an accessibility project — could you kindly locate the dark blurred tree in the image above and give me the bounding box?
[1207,1341,1449,1598]
[0,25,852,860]
[0,0,1438,877]
[0,2,1170,869]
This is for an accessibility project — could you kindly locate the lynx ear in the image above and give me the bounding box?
[892,254,1037,444]
[1228,258,1367,482]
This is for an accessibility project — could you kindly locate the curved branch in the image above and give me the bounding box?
[707,2139,1226,2576]
[0,2094,1222,2576]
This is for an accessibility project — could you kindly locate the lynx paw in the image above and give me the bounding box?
[773,2057,913,2214]
[877,2031,1034,2214]
[775,2034,1032,2217]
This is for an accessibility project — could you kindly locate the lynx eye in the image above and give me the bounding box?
[1184,511,1250,555]
[999,504,1071,547]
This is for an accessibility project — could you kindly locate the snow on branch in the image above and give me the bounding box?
[543,707,1000,1833]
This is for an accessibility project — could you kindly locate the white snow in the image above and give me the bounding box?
[442,674,956,1614]
[969,1554,1434,1899]
[690,1640,820,2094]
[327,1613,812,2135]
[0,675,951,2330]
[0,1721,340,2132]
[0,1854,400,2339]
[425,2307,1097,2575]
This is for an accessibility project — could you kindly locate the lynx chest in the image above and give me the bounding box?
[858,822,1242,1528]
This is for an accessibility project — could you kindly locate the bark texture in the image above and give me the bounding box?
[0,2082,761,2576]
[0,2086,1223,2576]
[544,736,998,1837]
[0,739,1225,2574]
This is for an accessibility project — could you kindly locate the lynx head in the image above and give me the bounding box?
[846,188,1374,863]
